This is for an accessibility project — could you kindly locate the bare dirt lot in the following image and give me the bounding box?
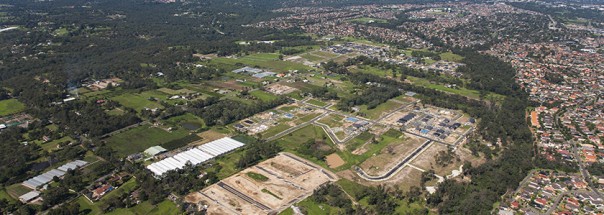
[325,153,345,168]
[185,153,336,214]
[359,136,425,176]
[337,165,424,192]
[190,130,227,146]
[409,143,483,177]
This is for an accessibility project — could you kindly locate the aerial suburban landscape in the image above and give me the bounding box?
[0,0,602,214]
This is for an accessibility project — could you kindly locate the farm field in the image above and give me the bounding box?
[0,99,26,116]
[104,125,190,156]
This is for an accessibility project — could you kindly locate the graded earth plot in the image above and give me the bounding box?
[358,135,426,176]
[185,153,336,215]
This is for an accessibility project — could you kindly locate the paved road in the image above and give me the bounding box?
[355,140,433,181]
[572,140,603,198]
[266,112,328,141]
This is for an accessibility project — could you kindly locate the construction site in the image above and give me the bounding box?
[184,153,337,215]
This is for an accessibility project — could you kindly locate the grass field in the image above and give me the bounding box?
[39,136,74,152]
[0,188,16,203]
[111,92,165,112]
[336,179,367,200]
[163,113,206,130]
[250,90,279,101]
[105,126,190,156]
[277,125,335,170]
[360,100,401,119]
[262,123,292,138]
[439,52,464,62]
[296,197,344,215]
[308,99,327,107]
[407,76,505,101]
[300,53,326,62]
[206,53,313,73]
[0,99,26,116]
[317,114,344,128]
[246,172,269,182]
[351,65,392,77]
[212,149,246,179]
[334,134,396,171]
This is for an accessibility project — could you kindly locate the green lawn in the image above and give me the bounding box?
[0,188,16,203]
[250,90,279,102]
[0,99,26,116]
[279,207,294,215]
[206,53,314,73]
[439,52,464,62]
[246,172,269,182]
[296,197,343,215]
[39,136,74,152]
[262,123,293,138]
[308,99,327,107]
[104,126,190,156]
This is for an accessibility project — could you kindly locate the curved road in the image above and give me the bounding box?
[355,140,433,181]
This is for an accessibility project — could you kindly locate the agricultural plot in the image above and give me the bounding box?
[184,153,336,215]
[0,99,26,116]
[104,125,190,156]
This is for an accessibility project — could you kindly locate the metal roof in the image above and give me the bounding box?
[146,137,245,176]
